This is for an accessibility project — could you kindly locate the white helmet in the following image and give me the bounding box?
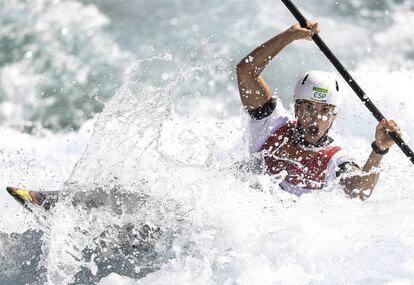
[293,70,342,107]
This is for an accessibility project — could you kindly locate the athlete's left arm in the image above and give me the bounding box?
[339,119,402,200]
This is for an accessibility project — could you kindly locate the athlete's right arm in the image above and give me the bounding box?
[236,22,320,112]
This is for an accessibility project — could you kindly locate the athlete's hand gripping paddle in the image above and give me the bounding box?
[281,0,414,165]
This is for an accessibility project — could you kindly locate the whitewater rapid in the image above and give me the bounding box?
[1,0,414,284]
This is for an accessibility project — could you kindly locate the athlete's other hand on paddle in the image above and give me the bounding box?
[375,119,402,151]
[341,119,402,200]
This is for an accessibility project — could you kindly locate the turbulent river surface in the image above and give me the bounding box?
[1,0,414,284]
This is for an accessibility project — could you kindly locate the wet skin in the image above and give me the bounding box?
[294,100,337,144]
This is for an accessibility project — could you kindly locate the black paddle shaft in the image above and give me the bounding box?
[281,0,414,165]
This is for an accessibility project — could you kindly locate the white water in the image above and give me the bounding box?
[1,0,414,284]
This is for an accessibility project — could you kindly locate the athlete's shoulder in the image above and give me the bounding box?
[246,99,293,153]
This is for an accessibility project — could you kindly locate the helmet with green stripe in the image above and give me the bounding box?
[293,70,342,108]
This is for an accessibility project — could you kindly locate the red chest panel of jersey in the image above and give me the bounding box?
[260,121,341,190]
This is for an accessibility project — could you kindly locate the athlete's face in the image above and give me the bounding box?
[294,100,337,144]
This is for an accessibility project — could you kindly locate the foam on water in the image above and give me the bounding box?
[39,59,414,284]
[0,122,93,233]
[1,0,414,284]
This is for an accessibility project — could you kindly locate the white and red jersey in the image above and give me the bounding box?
[247,100,351,196]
